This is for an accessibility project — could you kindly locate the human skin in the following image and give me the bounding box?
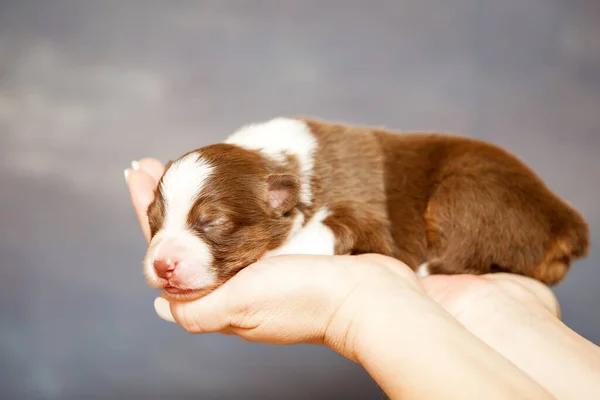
[126,158,600,399]
[422,273,600,399]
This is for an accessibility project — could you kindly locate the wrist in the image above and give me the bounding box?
[421,275,600,399]
[329,276,554,399]
[318,257,555,399]
[457,294,600,399]
[321,255,445,362]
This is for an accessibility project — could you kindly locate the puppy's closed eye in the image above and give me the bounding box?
[195,215,229,232]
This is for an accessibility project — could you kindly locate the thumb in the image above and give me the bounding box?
[153,290,233,334]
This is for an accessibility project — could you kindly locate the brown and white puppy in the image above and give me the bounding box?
[143,117,590,300]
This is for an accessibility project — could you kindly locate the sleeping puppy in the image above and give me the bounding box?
[142,117,590,300]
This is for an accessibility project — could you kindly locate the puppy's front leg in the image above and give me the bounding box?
[264,202,396,258]
[263,208,337,257]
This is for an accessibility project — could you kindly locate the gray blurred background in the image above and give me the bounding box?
[0,0,599,399]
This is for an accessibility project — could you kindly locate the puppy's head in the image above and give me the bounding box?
[143,143,301,300]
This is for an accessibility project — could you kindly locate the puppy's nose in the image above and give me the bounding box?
[154,258,179,280]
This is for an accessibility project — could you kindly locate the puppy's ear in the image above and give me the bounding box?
[266,174,300,216]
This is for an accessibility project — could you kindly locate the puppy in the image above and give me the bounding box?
[142,117,590,300]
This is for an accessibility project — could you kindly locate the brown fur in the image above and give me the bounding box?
[147,118,590,288]
[303,118,590,285]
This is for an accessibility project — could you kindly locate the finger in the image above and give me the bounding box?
[136,158,165,183]
[125,168,157,243]
[155,288,233,334]
[154,296,244,339]
[154,296,176,323]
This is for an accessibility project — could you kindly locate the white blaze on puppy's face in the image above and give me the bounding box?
[143,153,217,295]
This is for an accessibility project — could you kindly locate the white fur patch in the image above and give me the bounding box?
[160,153,214,232]
[264,207,335,257]
[416,262,430,277]
[143,153,215,286]
[225,117,317,205]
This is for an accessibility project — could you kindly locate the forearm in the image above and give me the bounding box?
[458,304,600,399]
[346,291,554,400]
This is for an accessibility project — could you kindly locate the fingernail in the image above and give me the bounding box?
[154,297,176,323]
[131,160,140,170]
[124,168,131,181]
